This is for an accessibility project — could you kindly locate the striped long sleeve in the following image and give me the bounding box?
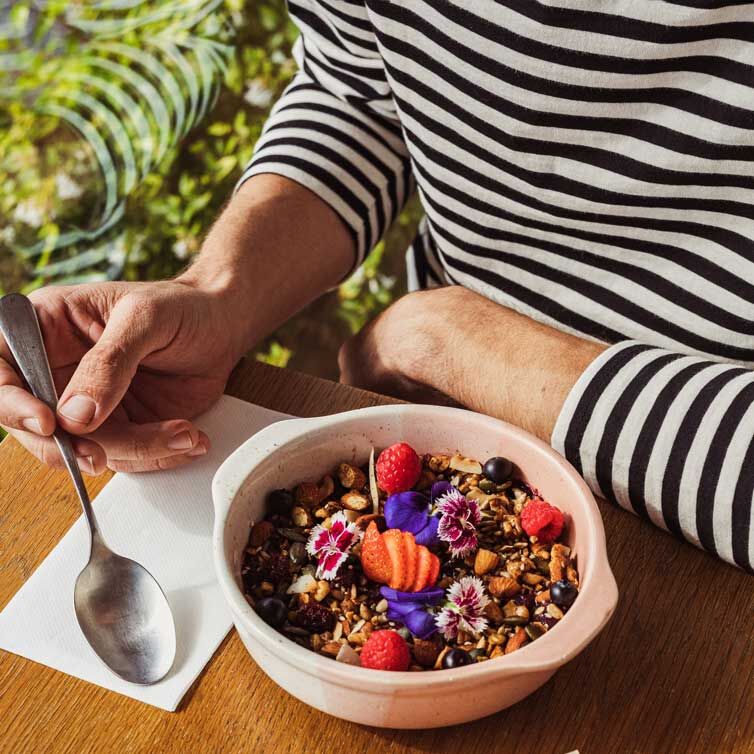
[552,342,754,573]
[237,1,413,268]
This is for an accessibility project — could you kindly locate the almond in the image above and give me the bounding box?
[488,576,522,598]
[337,463,366,490]
[505,627,528,654]
[474,548,500,575]
[295,482,321,506]
[249,520,274,547]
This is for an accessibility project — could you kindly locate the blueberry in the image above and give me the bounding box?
[442,648,472,669]
[256,596,288,629]
[267,488,294,516]
[550,579,578,608]
[483,457,514,484]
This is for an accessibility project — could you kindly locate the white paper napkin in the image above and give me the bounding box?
[0,395,290,711]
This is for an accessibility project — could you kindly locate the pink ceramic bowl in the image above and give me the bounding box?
[212,404,618,728]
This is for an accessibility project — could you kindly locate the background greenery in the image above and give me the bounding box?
[0,0,422,381]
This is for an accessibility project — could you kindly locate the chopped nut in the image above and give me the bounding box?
[474,548,500,575]
[412,636,443,667]
[522,572,546,586]
[314,581,331,602]
[449,453,483,474]
[341,490,370,511]
[359,603,372,620]
[505,627,528,654]
[287,573,318,594]
[489,645,504,659]
[291,506,312,527]
[426,454,450,473]
[488,576,521,598]
[337,463,367,490]
[321,641,342,657]
[484,601,505,625]
[375,598,388,614]
[535,589,551,604]
[546,603,564,620]
[335,643,361,665]
[249,520,274,547]
[295,482,321,506]
[332,622,343,641]
[550,543,570,582]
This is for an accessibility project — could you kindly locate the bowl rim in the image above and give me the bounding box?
[212,403,619,689]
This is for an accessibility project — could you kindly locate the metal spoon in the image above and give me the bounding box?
[0,293,176,684]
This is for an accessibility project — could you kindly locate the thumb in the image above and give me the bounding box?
[57,294,162,434]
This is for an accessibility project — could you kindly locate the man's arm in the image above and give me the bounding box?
[0,1,413,473]
[340,285,754,573]
[179,174,355,354]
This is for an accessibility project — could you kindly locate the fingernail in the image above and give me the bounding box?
[78,456,95,475]
[59,395,96,424]
[21,417,42,434]
[168,430,194,450]
[187,444,207,457]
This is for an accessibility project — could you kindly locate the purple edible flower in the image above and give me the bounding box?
[435,576,489,640]
[436,488,480,558]
[383,483,453,546]
[380,585,444,640]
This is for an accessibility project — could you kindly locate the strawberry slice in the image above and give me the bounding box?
[412,545,433,592]
[360,522,392,584]
[427,552,440,588]
[383,529,407,590]
[402,532,418,592]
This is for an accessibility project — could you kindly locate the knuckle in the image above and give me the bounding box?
[121,292,158,323]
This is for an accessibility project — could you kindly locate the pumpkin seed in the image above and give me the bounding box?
[525,623,546,641]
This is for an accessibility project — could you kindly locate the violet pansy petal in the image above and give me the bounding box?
[430,481,453,503]
[380,585,444,604]
[387,602,422,618]
[384,491,431,533]
[414,514,440,546]
[404,609,438,639]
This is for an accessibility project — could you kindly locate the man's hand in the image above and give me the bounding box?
[339,286,606,441]
[0,279,245,473]
[0,174,356,475]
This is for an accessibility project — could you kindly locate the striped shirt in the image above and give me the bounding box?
[238,0,754,572]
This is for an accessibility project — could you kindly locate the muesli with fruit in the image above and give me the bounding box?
[242,443,579,671]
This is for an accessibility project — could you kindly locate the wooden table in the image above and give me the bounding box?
[1,360,753,754]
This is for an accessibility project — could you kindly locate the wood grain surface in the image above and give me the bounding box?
[1,360,753,754]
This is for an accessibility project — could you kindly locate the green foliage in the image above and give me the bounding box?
[0,0,422,379]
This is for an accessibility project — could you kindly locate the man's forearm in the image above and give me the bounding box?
[432,290,606,442]
[179,174,355,358]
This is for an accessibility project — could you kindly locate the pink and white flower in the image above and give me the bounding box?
[435,576,490,640]
[305,511,361,580]
[436,487,480,557]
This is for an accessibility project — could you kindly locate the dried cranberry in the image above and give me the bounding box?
[295,603,336,633]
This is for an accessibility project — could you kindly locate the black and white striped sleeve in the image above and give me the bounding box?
[237,0,413,269]
[552,341,754,573]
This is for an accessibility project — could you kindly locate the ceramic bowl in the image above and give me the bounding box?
[212,404,618,728]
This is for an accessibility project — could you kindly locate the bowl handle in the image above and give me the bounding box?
[211,416,319,522]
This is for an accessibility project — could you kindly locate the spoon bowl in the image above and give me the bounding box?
[74,540,176,684]
[0,293,177,684]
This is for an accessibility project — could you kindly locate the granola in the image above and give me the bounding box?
[242,443,579,671]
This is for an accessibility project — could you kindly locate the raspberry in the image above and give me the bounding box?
[520,500,565,543]
[296,602,335,633]
[360,629,411,671]
[376,442,422,493]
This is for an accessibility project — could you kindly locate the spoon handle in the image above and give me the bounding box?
[0,293,100,541]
